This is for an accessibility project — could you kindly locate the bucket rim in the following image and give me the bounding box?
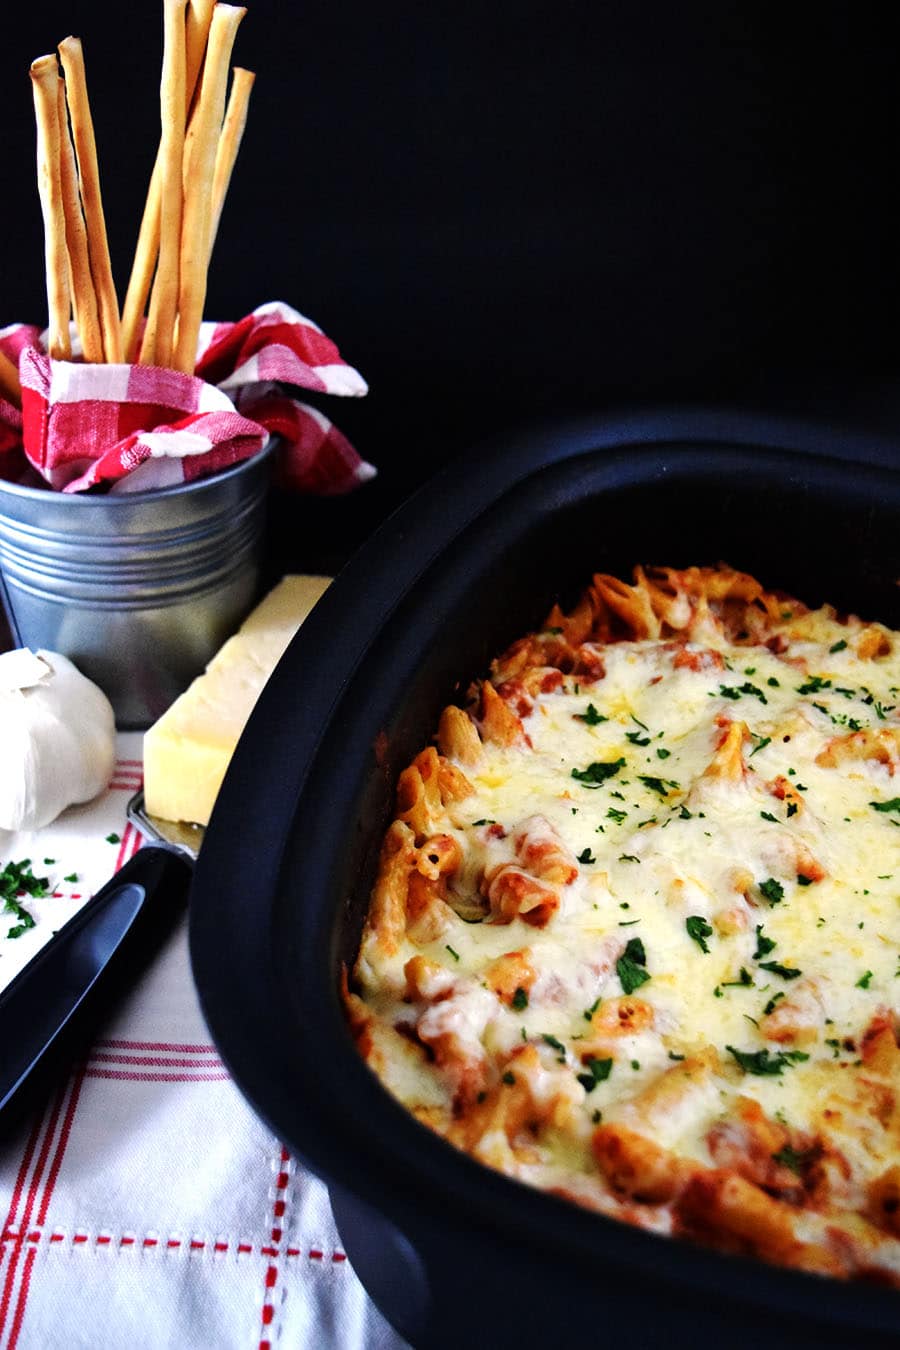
[0,435,275,506]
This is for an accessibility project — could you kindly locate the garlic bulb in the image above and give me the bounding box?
[0,649,115,831]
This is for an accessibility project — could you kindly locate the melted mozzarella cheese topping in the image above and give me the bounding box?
[349,575,900,1282]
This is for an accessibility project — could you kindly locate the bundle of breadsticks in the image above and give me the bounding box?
[0,2,373,499]
[26,0,254,377]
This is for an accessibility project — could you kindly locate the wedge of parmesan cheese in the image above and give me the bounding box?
[143,574,331,826]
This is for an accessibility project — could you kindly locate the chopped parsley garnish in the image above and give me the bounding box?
[753,924,776,959]
[617,938,650,994]
[786,802,799,818]
[606,807,627,824]
[763,991,786,1016]
[64,873,78,883]
[856,970,874,990]
[870,798,900,814]
[767,677,780,687]
[5,909,36,940]
[685,915,713,954]
[105,833,120,844]
[583,997,601,1022]
[577,847,596,865]
[749,734,771,757]
[677,804,693,820]
[2,858,50,939]
[796,874,813,886]
[760,810,778,823]
[797,676,831,695]
[445,945,460,961]
[502,1070,517,1085]
[618,853,640,864]
[571,758,625,787]
[574,703,608,725]
[577,1056,613,1092]
[758,959,802,980]
[668,1051,685,1062]
[471,818,496,826]
[720,967,754,989]
[826,709,864,730]
[542,1033,567,1061]
[637,774,678,798]
[511,987,529,1011]
[717,682,768,704]
[829,639,848,654]
[772,1145,812,1174]
[656,747,671,759]
[1,859,49,901]
[759,877,785,906]
[626,730,651,747]
[727,1046,809,1076]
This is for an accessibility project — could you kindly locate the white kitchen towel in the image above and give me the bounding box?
[0,736,409,1350]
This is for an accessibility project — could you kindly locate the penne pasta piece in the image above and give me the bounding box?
[484,949,537,1005]
[483,863,559,928]
[478,679,529,747]
[593,1123,694,1204]
[437,704,483,766]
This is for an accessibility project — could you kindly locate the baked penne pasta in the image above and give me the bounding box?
[346,565,900,1285]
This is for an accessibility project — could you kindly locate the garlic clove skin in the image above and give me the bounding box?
[0,649,116,832]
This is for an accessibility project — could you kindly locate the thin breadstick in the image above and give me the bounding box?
[185,0,216,117]
[58,37,121,362]
[121,161,162,362]
[29,56,71,361]
[121,0,215,361]
[141,0,187,367]
[56,75,103,362]
[174,5,246,374]
[208,67,254,262]
[0,349,21,407]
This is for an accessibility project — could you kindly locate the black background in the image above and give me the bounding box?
[3,2,899,565]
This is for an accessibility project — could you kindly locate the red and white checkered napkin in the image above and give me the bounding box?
[0,735,407,1350]
[0,304,375,496]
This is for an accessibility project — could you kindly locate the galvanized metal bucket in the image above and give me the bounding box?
[0,445,273,728]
